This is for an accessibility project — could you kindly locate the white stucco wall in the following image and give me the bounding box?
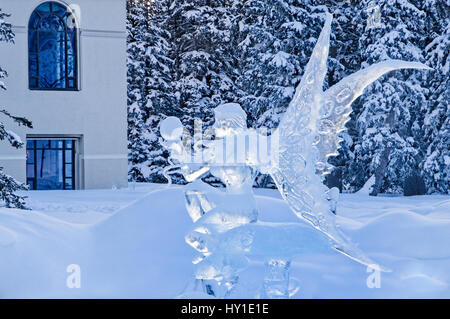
[0,0,128,189]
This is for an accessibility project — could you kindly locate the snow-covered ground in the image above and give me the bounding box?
[0,183,449,298]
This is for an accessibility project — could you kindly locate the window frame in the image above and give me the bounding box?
[26,138,76,190]
[28,1,80,91]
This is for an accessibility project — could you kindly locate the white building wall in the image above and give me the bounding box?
[0,0,128,189]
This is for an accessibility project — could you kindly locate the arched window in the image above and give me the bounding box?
[28,1,78,90]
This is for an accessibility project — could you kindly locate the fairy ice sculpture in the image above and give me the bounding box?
[160,12,431,297]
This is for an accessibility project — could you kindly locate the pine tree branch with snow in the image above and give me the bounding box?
[0,8,32,209]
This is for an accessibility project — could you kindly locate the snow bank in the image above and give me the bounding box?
[0,185,449,298]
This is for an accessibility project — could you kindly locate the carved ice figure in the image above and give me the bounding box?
[161,104,259,298]
[190,104,259,298]
[160,11,431,298]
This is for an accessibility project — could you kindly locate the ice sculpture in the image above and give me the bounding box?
[160,11,431,298]
[161,106,259,298]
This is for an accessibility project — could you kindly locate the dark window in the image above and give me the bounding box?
[26,139,76,190]
[28,2,78,90]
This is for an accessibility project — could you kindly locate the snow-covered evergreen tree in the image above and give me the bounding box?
[125,0,448,194]
[0,9,32,209]
[127,0,176,183]
[236,0,323,130]
[159,0,244,186]
[168,0,241,134]
[352,0,429,195]
[127,1,148,182]
[142,0,177,183]
[420,0,449,194]
[318,0,365,192]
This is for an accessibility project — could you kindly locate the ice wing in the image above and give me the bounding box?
[270,11,430,268]
[271,11,355,256]
[314,60,432,174]
[278,12,332,138]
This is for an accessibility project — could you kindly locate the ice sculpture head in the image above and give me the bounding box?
[213,103,247,138]
[160,116,184,141]
[209,103,255,191]
[160,116,187,164]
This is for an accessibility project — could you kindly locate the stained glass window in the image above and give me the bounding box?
[28,2,78,90]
